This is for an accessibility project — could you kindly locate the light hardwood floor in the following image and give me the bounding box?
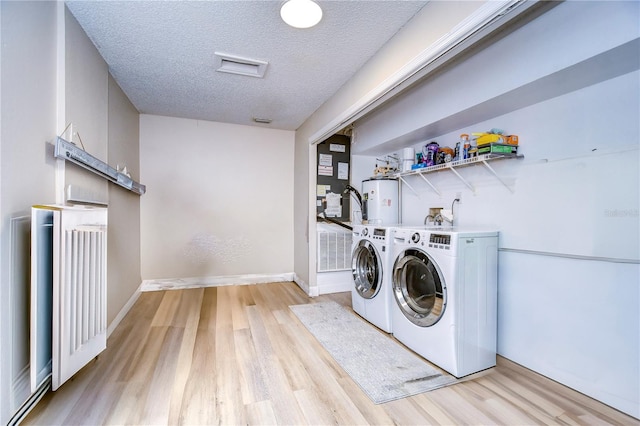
[24,282,638,425]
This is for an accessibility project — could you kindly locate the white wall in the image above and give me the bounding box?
[352,1,639,418]
[392,71,639,257]
[294,1,491,295]
[0,2,58,423]
[353,2,639,157]
[389,72,640,417]
[140,115,294,281]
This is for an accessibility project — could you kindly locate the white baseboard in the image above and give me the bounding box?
[111,272,344,336]
[140,272,296,292]
[317,270,352,295]
[293,273,318,297]
[107,285,142,338]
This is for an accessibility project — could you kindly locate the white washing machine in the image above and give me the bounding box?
[390,227,498,377]
[351,224,395,333]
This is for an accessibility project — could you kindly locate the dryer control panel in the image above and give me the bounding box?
[429,233,451,250]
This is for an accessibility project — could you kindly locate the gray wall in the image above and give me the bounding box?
[139,115,294,281]
[107,74,142,327]
[63,5,109,204]
[0,4,142,423]
[0,2,58,422]
[64,3,143,337]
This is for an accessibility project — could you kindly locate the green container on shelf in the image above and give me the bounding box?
[477,143,518,155]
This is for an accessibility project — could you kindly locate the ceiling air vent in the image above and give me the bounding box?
[214,52,268,78]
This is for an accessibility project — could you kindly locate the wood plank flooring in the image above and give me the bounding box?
[24,282,638,425]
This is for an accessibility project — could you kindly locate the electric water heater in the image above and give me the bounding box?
[362,177,399,225]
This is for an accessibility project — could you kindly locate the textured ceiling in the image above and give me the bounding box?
[66,0,428,131]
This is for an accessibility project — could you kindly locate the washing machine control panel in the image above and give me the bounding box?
[372,228,387,240]
[429,233,451,250]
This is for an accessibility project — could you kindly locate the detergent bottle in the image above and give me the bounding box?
[460,134,470,159]
[423,142,439,167]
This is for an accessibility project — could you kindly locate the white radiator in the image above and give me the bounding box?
[64,227,107,354]
[317,223,352,272]
[31,205,108,392]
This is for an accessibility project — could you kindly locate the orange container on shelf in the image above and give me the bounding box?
[505,135,519,145]
[440,147,454,156]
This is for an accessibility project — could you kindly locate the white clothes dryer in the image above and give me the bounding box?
[351,224,395,333]
[390,227,498,377]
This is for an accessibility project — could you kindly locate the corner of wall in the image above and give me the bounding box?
[294,273,317,297]
[107,284,142,338]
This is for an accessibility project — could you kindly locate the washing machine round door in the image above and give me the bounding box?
[352,240,382,299]
[392,248,446,327]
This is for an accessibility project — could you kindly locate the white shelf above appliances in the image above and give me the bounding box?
[392,153,523,195]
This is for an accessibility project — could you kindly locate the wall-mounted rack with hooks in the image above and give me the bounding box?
[55,137,146,195]
[390,153,523,195]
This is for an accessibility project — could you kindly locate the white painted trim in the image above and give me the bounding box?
[293,273,318,297]
[308,0,523,145]
[307,143,319,297]
[140,272,296,292]
[317,270,352,295]
[106,284,142,338]
[0,0,4,418]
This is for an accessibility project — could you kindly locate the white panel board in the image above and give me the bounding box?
[497,251,640,418]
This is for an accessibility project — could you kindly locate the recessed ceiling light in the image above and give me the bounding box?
[253,117,272,124]
[280,0,322,29]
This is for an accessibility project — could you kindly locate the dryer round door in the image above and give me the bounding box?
[392,248,446,327]
[352,240,382,299]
